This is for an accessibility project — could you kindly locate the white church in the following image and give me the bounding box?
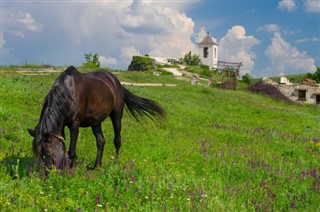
[197,32,219,69]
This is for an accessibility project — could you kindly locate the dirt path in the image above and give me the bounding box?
[17,67,63,75]
[121,82,176,87]
[163,67,183,77]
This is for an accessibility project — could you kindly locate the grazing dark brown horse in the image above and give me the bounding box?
[28,66,165,171]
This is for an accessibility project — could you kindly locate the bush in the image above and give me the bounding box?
[128,56,156,71]
[307,67,320,83]
[248,81,291,102]
[242,73,253,84]
[200,64,209,70]
[182,52,202,66]
[83,53,100,68]
[200,69,212,78]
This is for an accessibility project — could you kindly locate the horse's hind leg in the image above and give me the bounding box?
[92,123,106,168]
[110,111,122,158]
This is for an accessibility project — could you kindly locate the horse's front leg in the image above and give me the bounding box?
[91,124,106,168]
[68,124,79,168]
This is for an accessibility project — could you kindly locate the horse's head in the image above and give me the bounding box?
[27,128,66,171]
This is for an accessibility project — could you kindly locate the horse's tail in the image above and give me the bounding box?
[123,87,166,122]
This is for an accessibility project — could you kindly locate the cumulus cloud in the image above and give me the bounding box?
[277,0,320,13]
[259,23,317,76]
[304,0,320,12]
[120,46,140,65]
[99,56,118,66]
[277,0,297,11]
[257,24,280,33]
[194,27,217,44]
[120,1,173,35]
[2,1,197,67]
[120,46,139,60]
[263,32,316,76]
[119,1,195,59]
[218,25,261,75]
[195,27,208,43]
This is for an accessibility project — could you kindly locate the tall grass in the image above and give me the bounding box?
[0,68,319,211]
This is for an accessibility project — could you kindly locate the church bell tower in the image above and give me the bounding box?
[197,32,218,69]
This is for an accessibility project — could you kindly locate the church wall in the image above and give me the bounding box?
[197,44,218,69]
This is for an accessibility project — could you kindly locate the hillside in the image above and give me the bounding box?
[0,67,319,211]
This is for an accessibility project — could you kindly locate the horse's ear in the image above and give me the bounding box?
[27,129,35,137]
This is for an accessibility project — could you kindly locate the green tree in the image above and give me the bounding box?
[313,67,320,83]
[182,52,202,66]
[242,73,253,84]
[83,52,100,68]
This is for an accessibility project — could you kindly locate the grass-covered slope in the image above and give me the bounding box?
[0,68,319,211]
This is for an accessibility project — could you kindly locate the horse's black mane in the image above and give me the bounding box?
[37,67,74,135]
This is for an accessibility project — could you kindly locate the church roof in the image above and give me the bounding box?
[198,32,218,45]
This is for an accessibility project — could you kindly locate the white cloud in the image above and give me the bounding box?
[195,27,208,43]
[3,12,42,39]
[8,12,42,33]
[257,24,281,33]
[277,0,297,11]
[277,0,320,13]
[118,46,146,69]
[56,1,195,66]
[295,37,320,43]
[218,25,261,75]
[121,46,139,60]
[2,1,197,67]
[283,28,301,35]
[304,0,320,12]
[194,27,217,44]
[16,13,42,32]
[99,56,118,66]
[120,1,173,35]
[119,1,196,59]
[264,32,316,76]
[1,10,43,64]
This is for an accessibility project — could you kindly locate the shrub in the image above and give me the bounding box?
[83,53,100,68]
[200,68,212,78]
[182,52,202,66]
[128,56,156,71]
[200,64,209,70]
[248,81,291,102]
[242,73,253,84]
[307,67,320,83]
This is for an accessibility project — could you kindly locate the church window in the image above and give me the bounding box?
[203,47,208,58]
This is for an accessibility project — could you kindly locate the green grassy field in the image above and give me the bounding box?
[0,67,319,211]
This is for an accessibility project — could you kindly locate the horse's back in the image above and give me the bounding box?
[82,71,117,107]
[89,70,125,110]
[89,71,122,91]
[63,67,124,127]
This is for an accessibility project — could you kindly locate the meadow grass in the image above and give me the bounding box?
[0,67,319,211]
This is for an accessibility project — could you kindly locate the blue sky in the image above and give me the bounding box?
[1,0,319,77]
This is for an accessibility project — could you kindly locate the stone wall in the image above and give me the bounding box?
[276,84,319,104]
[263,77,320,104]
